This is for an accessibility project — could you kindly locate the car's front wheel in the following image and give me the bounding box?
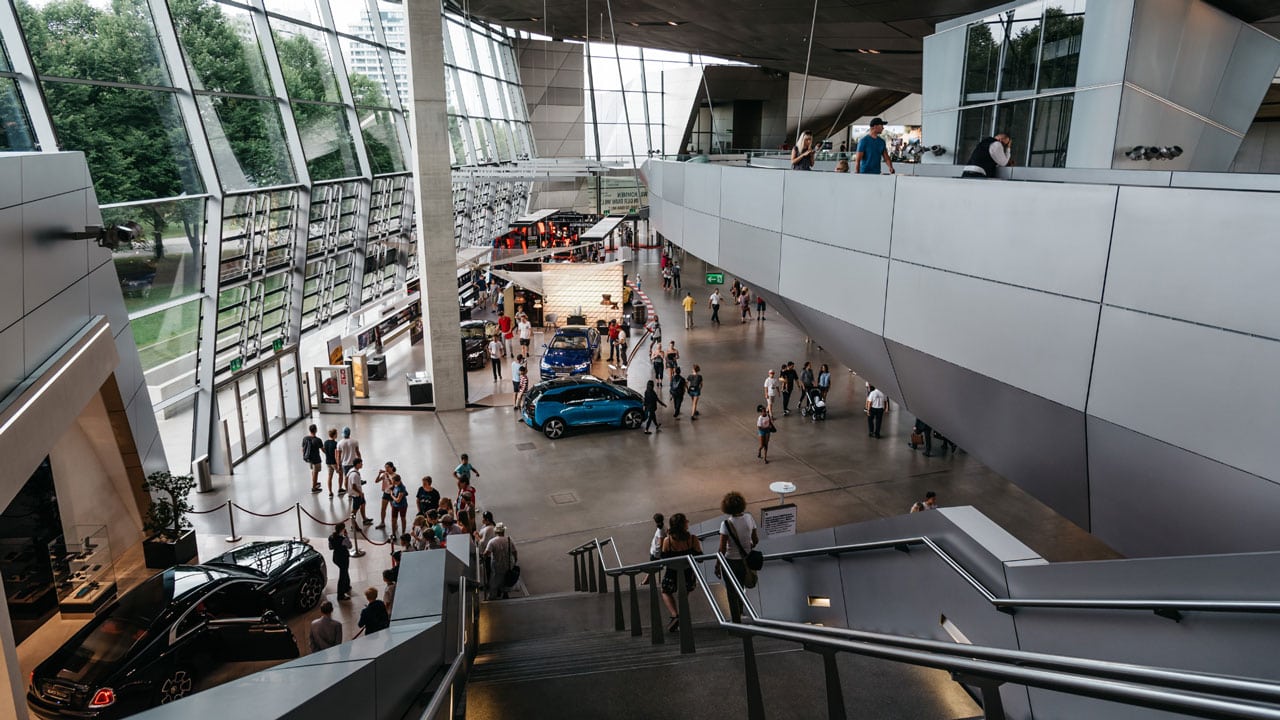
[295,573,324,613]
[622,409,644,429]
[157,667,195,705]
[543,417,567,439]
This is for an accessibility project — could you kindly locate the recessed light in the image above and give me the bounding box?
[667,20,681,26]
[629,22,640,27]
[806,595,831,608]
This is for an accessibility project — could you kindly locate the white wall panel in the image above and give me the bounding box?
[681,208,720,266]
[885,263,1099,410]
[920,27,965,114]
[1213,27,1280,133]
[1066,84,1124,169]
[1075,0,1134,87]
[21,152,89,203]
[682,162,721,216]
[719,166,784,233]
[1088,307,1280,481]
[642,159,662,200]
[779,235,887,334]
[661,161,684,206]
[718,219,781,293]
[1107,186,1280,340]
[891,177,1116,301]
[24,281,90,377]
[0,206,23,332]
[660,199,684,245]
[23,190,90,313]
[0,321,23,402]
[781,171,893,256]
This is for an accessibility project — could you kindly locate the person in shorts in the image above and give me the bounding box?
[347,459,371,525]
[322,427,339,497]
[301,424,324,494]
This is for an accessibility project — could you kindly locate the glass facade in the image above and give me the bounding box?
[957,0,1084,167]
[0,0,534,468]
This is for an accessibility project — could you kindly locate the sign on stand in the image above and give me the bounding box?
[760,504,798,538]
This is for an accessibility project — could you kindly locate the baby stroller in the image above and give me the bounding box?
[799,386,827,421]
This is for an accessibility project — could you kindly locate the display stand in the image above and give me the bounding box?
[407,372,433,405]
[315,365,353,413]
[49,526,117,617]
[0,538,56,618]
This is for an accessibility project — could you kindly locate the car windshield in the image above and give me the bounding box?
[66,617,150,672]
[550,335,588,350]
[461,325,488,340]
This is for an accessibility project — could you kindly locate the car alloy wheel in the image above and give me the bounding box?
[622,409,644,429]
[543,418,566,439]
[158,669,194,704]
[297,574,324,612]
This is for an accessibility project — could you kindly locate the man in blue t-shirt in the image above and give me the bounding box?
[854,117,895,176]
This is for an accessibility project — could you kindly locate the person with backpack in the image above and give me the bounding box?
[716,491,760,623]
[669,366,687,418]
[756,405,776,463]
[301,424,324,494]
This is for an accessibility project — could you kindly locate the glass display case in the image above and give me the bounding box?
[48,525,117,616]
[0,537,57,618]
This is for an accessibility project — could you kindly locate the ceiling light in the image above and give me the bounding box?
[629,21,639,27]
[667,21,681,26]
[857,48,881,54]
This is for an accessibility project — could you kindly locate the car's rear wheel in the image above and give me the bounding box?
[296,573,324,612]
[543,418,566,439]
[157,667,195,705]
[622,409,644,429]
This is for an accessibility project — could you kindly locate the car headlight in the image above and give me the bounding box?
[572,361,591,372]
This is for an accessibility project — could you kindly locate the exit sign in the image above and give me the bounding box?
[706,272,724,285]
[272,338,284,353]
[229,357,243,373]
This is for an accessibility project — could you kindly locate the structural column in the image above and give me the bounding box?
[406,0,466,410]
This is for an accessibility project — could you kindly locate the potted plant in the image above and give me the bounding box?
[141,470,198,568]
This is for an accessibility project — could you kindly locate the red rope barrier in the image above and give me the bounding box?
[299,505,346,528]
[188,502,229,515]
[230,501,294,518]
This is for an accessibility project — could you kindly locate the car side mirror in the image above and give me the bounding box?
[261,610,281,625]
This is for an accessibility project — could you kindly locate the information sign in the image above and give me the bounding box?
[760,503,798,538]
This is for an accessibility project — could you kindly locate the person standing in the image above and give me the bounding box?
[328,524,352,601]
[687,365,704,421]
[708,289,721,325]
[484,523,518,600]
[347,458,371,526]
[672,261,682,291]
[309,600,342,652]
[607,320,620,362]
[910,418,934,456]
[800,362,815,391]
[854,118,895,175]
[642,380,665,434]
[488,334,504,381]
[498,313,514,357]
[910,491,938,513]
[818,364,832,399]
[358,587,390,636]
[335,427,361,495]
[739,288,753,322]
[659,514,702,631]
[517,315,533,357]
[641,512,666,586]
[669,366,687,418]
[616,330,630,369]
[866,384,889,438]
[416,475,440,516]
[780,362,799,416]
[790,131,816,170]
[453,453,480,485]
[514,366,530,415]
[301,424,324,494]
[389,474,408,538]
[682,292,696,329]
[763,369,779,415]
[756,405,776,463]
[756,294,766,321]
[650,343,666,387]
[456,477,477,533]
[511,354,524,396]
[322,428,340,497]
[717,491,759,623]
[375,461,397,530]
[962,132,1013,179]
[665,341,680,381]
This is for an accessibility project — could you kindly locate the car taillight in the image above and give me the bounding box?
[28,671,33,688]
[89,688,116,708]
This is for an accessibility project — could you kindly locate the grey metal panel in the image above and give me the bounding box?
[682,161,721,215]
[779,297,904,403]
[130,659,377,720]
[1066,84,1125,169]
[1074,0,1135,87]
[1187,123,1244,173]
[88,262,129,340]
[24,281,90,378]
[1087,306,1280,482]
[1124,0,1193,99]
[0,321,23,402]
[778,235,887,334]
[661,160,684,206]
[1086,415,1280,557]
[919,110,958,165]
[884,262,1099,412]
[661,199,685,245]
[20,152,89,203]
[1012,161,1170,187]
[1172,169,1280,191]
[1112,86,1206,172]
[84,184,110,271]
[0,156,22,210]
[112,325,144,408]
[718,165,785,233]
[391,548,448,623]
[921,27,965,114]
[936,507,1042,564]
[717,219,781,293]
[22,190,90,314]
[0,205,22,332]
[1213,27,1280,134]
[1164,2,1238,119]
[1105,186,1280,340]
[884,339,1091,529]
[780,169,894,256]
[890,177,1115,302]
[681,208,720,266]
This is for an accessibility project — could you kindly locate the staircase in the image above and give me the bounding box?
[464,591,981,720]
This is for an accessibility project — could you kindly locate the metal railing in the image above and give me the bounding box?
[569,535,1280,720]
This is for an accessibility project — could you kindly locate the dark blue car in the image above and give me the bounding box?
[522,376,645,439]
[539,326,601,379]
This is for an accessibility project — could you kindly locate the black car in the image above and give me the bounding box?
[28,541,325,719]
[461,319,497,370]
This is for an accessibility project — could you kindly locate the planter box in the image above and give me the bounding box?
[143,529,198,569]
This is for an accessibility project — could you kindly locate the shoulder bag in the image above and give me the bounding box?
[725,519,763,586]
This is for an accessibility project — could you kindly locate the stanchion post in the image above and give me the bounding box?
[295,504,310,544]
[612,574,625,631]
[350,517,366,558]
[676,563,694,654]
[225,502,241,543]
[628,573,642,637]
[649,572,664,645]
[597,549,608,594]
[573,551,582,592]
[586,548,598,593]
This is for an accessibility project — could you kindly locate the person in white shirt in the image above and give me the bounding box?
[346,458,371,526]
[510,354,524,395]
[762,369,779,415]
[910,491,938,513]
[961,132,1013,178]
[517,317,533,355]
[641,512,666,586]
[334,427,361,495]
[865,385,889,438]
[487,336,504,381]
[708,290,721,325]
[716,491,759,622]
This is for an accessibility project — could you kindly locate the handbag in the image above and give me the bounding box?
[725,519,764,572]
[503,565,521,587]
[910,431,924,446]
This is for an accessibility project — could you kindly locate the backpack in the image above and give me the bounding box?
[670,374,685,394]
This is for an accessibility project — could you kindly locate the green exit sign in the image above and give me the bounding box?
[272,338,284,353]
[229,357,243,373]
[706,272,725,285]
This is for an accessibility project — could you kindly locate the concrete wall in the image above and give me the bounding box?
[647,158,1280,559]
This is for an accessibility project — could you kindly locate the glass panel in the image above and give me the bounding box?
[446,19,473,71]
[0,33,10,71]
[472,33,497,78]
[998,5,1043,99]
[197,95,296,190]
[962,22,1000,102]
[101,198,206,315]
[272,19,342,104]
[1027,93,1073,167]
[262,0,321,25]
[0,79,37,151]
[345,40,393,107]
[377,1,406,50]
[42,83,202,204]
[471,118,492,162]
[17,0,172,85]
[1039,1,1085,91]
[132,299,201,383]
[956,105,996,166]
[292,102,360,180]
[387,49,407,105]
[492,120,513,162]
[447,115,465,165]
[358,107,406,174]
[482,75,507,118]
[458,70,483,116]
[172,0,273,96]
[995,99,1034,165]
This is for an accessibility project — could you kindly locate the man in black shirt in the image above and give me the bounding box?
[780,362,800,416]
[417,476,440,516]
[301,424,324,493]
